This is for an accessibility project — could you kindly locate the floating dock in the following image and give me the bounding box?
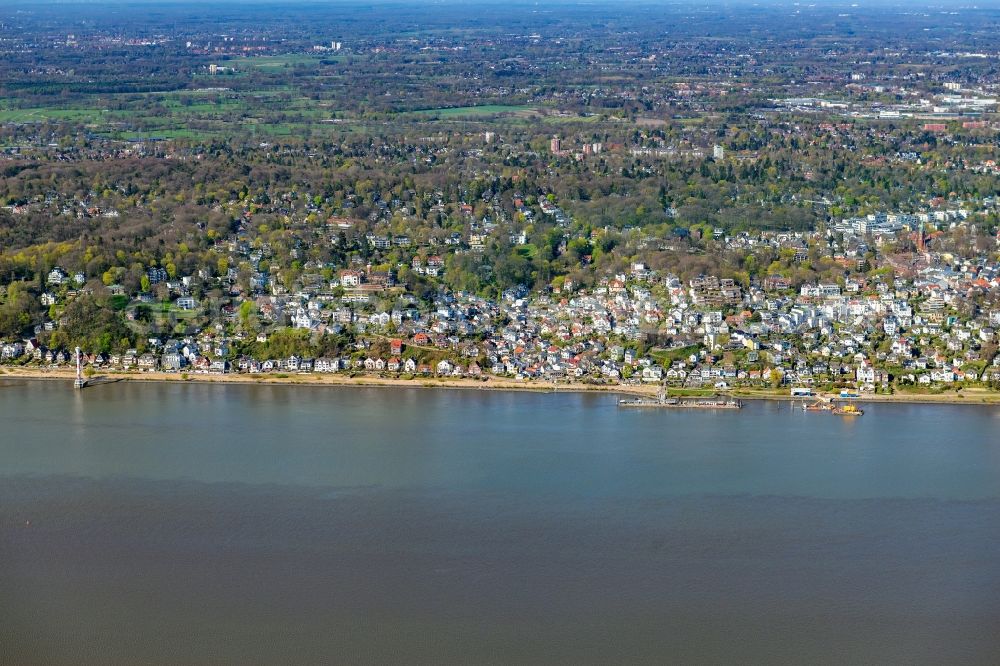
[801,399,863,416]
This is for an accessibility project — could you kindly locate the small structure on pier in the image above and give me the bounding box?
[73,346,86,389]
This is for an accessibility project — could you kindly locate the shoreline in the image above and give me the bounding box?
[0,366,655,397]
[3,367,1000,405]
[731,392,1000,406]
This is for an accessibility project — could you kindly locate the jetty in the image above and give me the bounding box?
[619,388,742,409]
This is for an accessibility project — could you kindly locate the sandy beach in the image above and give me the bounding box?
[4,366,1000,405]
[0,366,658,396]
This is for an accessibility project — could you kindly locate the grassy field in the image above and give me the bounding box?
[540,113,602,124]
[0,78,610,141]
[223,54,341,70]
[0,107,109,123]
[410,105,537,117]
[128,302,201,329]
[515,244,538,260]
[650,345,699,365]
[112,129,221,141]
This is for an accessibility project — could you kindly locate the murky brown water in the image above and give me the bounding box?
[2,380,1000,664]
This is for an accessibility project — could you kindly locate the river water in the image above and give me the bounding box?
[2,379,1000,664]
